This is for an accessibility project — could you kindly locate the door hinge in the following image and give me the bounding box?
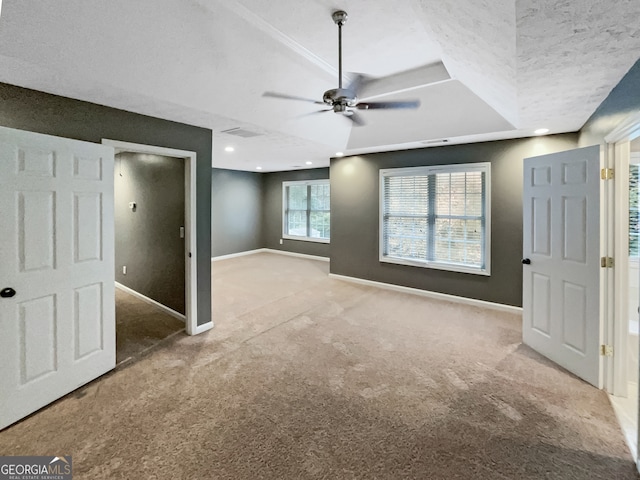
[600,257,614,268]
[600,168,614,180]
[600,344,613,356]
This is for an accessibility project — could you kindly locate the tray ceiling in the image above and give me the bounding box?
[0,0,638,171]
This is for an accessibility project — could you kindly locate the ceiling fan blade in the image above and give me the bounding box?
[346,111,365,126]
[296,109,333,118]
[262,91,325,105]
[345,73,370,96]
[356,100,420,110]
[357,63,451,99]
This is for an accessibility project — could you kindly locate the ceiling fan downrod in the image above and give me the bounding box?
[261,9,419,127]
[332,10,348,89]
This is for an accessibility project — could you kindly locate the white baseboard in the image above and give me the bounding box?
[189,321,214,335]
[263,248,330,262]
[211,249,267,262]
[212,248,330,263]
[115,282,186,321]
[328,273,522,315]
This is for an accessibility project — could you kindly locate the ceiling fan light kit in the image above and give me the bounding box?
[262,10,420,126]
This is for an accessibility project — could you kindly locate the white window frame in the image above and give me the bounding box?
[282,179,330,243]
[379,162,491,275]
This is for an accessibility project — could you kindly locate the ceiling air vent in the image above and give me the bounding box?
[220,127,263,138]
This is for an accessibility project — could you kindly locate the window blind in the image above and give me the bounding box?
[381,163,489,273]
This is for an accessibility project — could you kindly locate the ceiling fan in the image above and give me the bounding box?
[262,10,420,126]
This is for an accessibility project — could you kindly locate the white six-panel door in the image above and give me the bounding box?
[522,145,602,387]
[0,126,115,430]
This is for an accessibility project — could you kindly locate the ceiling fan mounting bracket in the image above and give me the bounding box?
[332,10,348,26]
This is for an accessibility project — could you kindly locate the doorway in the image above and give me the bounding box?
[609,131,640,461]
[0,128,202,430]
[112,150,187,364]
[598,113,640,468]
[103,140,199,337]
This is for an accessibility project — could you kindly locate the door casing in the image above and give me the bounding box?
[604,112,640,472]
[102,139,211,336]
[604,113,640,395]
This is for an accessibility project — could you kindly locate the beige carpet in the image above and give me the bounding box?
[115,287,185,364]
[0,252,636,479]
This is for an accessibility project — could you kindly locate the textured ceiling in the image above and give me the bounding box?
[0,0,638,171]
[517,0,640,129]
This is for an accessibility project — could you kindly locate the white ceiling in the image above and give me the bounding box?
[0,0,638,171]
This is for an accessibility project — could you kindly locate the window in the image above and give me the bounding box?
[283,180,330,242]
[380,163,490,275]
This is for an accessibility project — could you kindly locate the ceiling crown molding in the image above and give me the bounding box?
[217,0,340,82]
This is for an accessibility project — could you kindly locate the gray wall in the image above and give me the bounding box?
[580,57,640,146]
[211,168,263,257]
[330,135,579,307]
[262,168,331,258]
[115,153,185,314]
[0,83,212,326]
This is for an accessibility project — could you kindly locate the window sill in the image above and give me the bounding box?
[380,255,490,276]
[283,235,330,244]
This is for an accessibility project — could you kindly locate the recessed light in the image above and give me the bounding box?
[224,146,235,152]
[335,152,344,157]
[306,161,313,165]
[256,166,262,170]
[534,128,549,135]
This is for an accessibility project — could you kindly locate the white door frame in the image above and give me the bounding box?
[101,139,206,336]
[604,112,640,395]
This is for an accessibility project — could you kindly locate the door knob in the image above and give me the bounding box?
[0,287,16,298]
[521,258,531,265]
